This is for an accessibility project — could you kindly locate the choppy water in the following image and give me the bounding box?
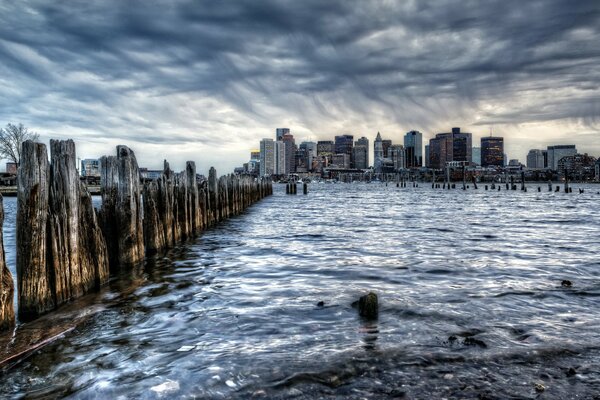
[2,183,600,399]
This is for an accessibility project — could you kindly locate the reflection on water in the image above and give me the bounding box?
[1,184,600,398]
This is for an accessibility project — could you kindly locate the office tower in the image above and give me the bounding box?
[547,145,577,171]
[331,153,350,169]
[424,145,430,168]
[390,145,406,170]
[317,140,334,156]
[404,130,423,167]
[334,135,354,157]
[471,147,481,166]
[276,128,290,141]
[259,139,275,176]
[451,128,472,163]
[374,132,384,172]
[275,140,286,175]
[526,149,545,169]
[481,136,504,167]
[353,137,369,169]
[282,133,296,174]
[299,142,317,172]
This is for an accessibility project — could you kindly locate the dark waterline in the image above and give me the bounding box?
[1,184,600,398]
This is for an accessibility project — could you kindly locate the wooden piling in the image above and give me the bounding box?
[0,195,15,331]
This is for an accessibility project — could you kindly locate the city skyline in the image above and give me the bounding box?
[1,1,599,173]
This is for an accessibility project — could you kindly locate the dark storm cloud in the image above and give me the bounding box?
[0,0,599,169]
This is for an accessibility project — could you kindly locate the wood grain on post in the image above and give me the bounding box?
[0,195,15,330]
[17,141,54,320]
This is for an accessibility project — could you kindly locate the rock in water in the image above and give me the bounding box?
[358,292,378,319]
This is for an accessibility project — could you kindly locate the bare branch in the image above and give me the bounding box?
[0,123,40,165]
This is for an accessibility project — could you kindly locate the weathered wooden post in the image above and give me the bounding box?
[99,145,145,268]
[0,195,15,331]
[303,182,308,195]
[17,141,54,319]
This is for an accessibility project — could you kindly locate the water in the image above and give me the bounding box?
[1,184,600,399]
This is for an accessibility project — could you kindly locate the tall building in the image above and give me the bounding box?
[526,149,545,169]
[424,145,430,168]
[275,140,286,175]
[250,149,260,161]
[481,136,504,167]
[331,153,350,169]
[428,135,448,169]
[472,147,481,166]
[404,130,423,168]
[428,127,472,168]
[299,142,317,172]
[334,135,354,157]
[276,128,290,141]
[374,132,384,172]
[259,139,275,176]
[390,145,406,170]
[547,145,577,171]
[353,137,369,169]
[282,133,296,174]
[382,139,392,158]
[452,128,472,163]
[317,140,334,156]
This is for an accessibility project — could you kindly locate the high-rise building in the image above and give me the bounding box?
[451,128,472,163]
[526,149,545,169]
[259,139,275,176]
[481,136,504,167]
[424,145,430,168]
[275,140,286,175]
[374,132,384,172]
[282,133,296,174]
[317,140,334,156]
[299,142,317,172]
[353,137,369,169]
[547,145,577,171]
[382,140,392,158]
[331,153,350,169]
[334,135,354,157]
[428,127,473,168]
[250,149,260,161]
[428,135,448,169]
[404,131,423,168]
[276,128,290,141]
[472,147,481,166]
[390,145,406,170]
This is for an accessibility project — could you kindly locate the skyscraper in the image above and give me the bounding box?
[299,141,317,172]
[259,139,275,176]
[275,140,286,175]
[481,136,504,167]
[424,145,430,168]
[382,139,392,158]
[276,128,290,141]
[404,130,423,168]
[390,145,406,170]
[526,149,545,169]
[353,137,369,169]
[451,128,472,163]
[547,145,577,170]
[374,132,384,172]
[282,133,296,174]
[317,140,334,156]
[334,135,354,157]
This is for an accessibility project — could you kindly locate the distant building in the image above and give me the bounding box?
[404,130,423,168]
[424,145,430,168]
[146,170,163,180]
[481,136,504,167]
[275,140,286,175]
[557,153,596,179]
[526,149,545,169]
[547,145,577,171]
[276,128,290,141]
[317,140,334,156]
[299,142,317,172]
[281,133,296,174]
[382,139,392,158]
[259,139,275,176]
[353,137,369,169]
[471,147,481,166]
[390,145,406,170]
[81,159,100,177]
[250,149,260,161]
[374,132,384,172]
[334,135,354,160]
[6,162,17,175]
[331,153,350,169]
[428,128,472,168]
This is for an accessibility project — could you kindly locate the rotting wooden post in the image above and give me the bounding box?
[143,180,166,255]
[208,167,218,226]
[99,145,145,268]
[17,141,54,320]
[0,195,15,331]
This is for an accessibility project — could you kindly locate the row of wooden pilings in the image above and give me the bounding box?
[0,139,272,330]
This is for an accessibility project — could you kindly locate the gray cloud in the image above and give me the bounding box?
[0,0,599,172]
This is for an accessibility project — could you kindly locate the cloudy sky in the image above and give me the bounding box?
[1,0,599,173]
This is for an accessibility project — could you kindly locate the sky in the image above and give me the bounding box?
[0,0,599,174]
